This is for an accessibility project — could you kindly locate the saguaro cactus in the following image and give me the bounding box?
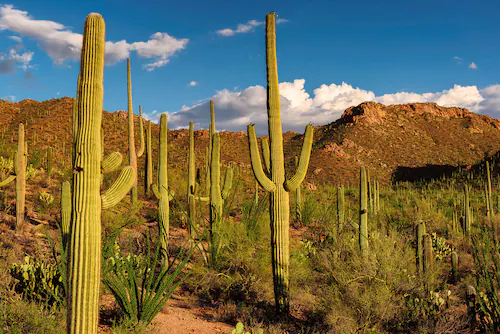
[423,233,434,274]
[126,59,145,205]
[152,114,173,263]
[416,221,426,273]
[204,101,216,195]
[247,12,314,314]
[451,251,458,283]
[68,14,135,334]
[46,146,53,178]
[294,156,303,223]
[145,120,153,195]
[464,184,471,238]
[61,181,71,249]
[359,167,368,257]
[209,133,233,263]
[337,185,345,233]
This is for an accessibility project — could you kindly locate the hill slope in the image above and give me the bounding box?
[0,98,499,189]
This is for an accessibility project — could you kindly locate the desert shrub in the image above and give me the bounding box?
[9,255,65,308]
[471,222,500,332]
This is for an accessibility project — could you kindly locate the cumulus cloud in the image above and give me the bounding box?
[187,81,198,87]
[216,17,287,36]
[468,62,478,69]
[0,48,33,73]
[156,80,500,135]
[0,5,188,69]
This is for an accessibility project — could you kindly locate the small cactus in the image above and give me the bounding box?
[359,166,368,257]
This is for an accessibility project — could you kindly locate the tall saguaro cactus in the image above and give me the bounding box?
[145,120,153,195]
[126,59,145,205]
[294,156,303,223]
[68,14,135,334]
[337,185,345,233]
[359,166,368,257]
[205,100,216,195]
[247,12,314,314]
[152,114,173,263]
[464,184,471,238]
[0,124,27,232]
[209,133,233,263]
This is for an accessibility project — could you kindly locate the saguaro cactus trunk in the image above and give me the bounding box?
[15,123,26,231]
[68,14,135,333]
[359,167,368,257]
[126,60,145,205]
[68,14,106,333]
[247,12,314,314]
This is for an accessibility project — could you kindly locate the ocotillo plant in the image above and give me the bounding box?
[152,114,173,263]
[294,156,303,223]
[247,12,314,314]
[209,133,233,263]
[126,59,145,205]
[359,166,368,257]
[68,14,135,334]
[416,221,426,273]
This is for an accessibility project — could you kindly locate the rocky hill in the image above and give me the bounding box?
[0,98,499,192]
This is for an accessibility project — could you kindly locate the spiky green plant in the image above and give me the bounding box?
[337,185,344,233]
[464,184,471,238]
[61,181,71,250]
[15,123,26,231]
[67,13,135,334]
[126,59,145,205]
[246,12,314,314]
[359,166,368,257]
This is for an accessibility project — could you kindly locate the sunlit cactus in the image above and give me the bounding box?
[67,13,135,334]
[246,12,314,314]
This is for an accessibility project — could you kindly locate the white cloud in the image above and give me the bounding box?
[453,56,461,60]
[469,62,478,69]
[0,48,33,73]
[0,5,188,69]
[216,18,287,37]
[187,81,198,87]
[155,80,500,135]
[8,35,21,43]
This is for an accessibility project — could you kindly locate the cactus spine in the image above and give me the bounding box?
[152,114,172,263]
[359,166,368,257]
[68,14,135,333]
[247,12,314,314]
[126,59,145,205]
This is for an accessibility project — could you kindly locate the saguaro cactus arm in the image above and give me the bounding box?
[248,124,276,192]
[102,166,135,209]
[102,152,123,174]
[284,124,314,192]
[261,137,271,173]
[137,105,145,158]
[221,163,233,200]
[0,175,15,187]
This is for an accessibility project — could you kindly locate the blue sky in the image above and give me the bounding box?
[0,0,499,134]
